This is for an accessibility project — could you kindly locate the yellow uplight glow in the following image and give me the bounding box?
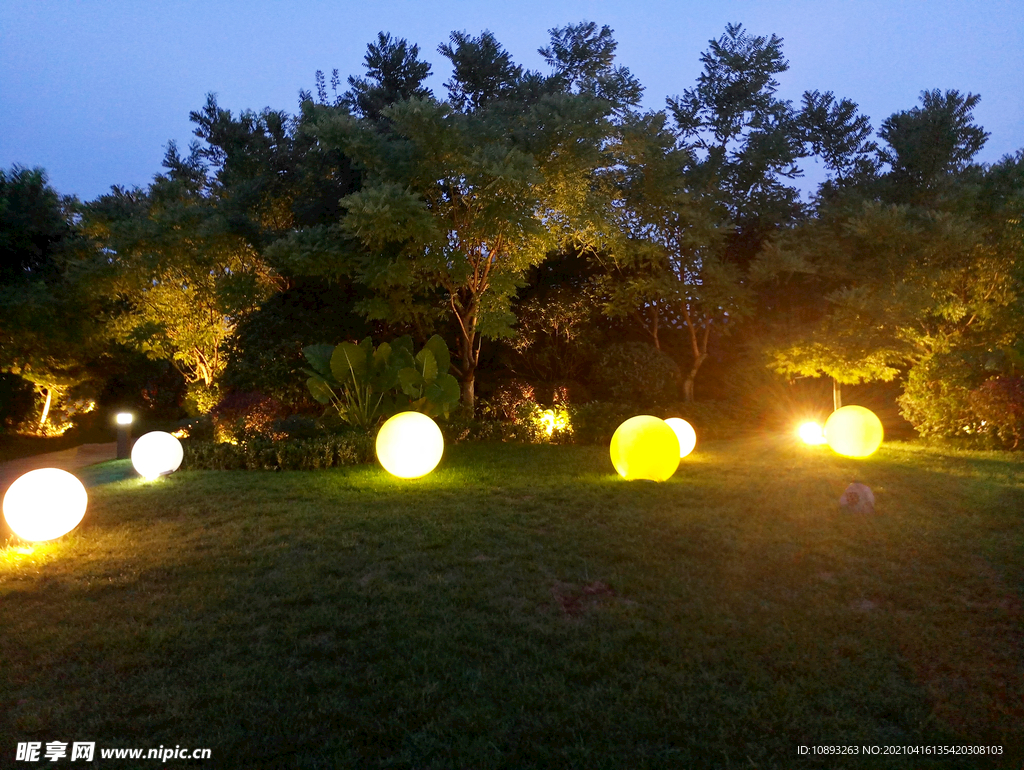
[609,416,680,482]
[116,413,133,425]
[131,431,184,480]
[2,468,88,542]
[798,421,827,445]
[375,412,444,479]
[824,406,884,458]
[664,417,697,458]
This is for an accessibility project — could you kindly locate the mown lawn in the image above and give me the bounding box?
[1,437,1022,769]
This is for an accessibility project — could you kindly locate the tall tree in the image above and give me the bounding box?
[600,112,745,402]
[84,147,280,413]
[539,21,643,112]
[307,29,611,410]
[667,22,806,260]
[0,167,99,431]
[878,89,989,202]
[341,33,434,125]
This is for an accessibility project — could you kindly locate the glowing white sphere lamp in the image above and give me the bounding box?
[131,430,184,480]
[376,412,444,479]
[824,406,884,458]
[664,417,697,458]
[609,415,680,482]
[3,468,88,542]
[798,421,827,445]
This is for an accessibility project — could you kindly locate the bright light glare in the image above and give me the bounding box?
[116,413,133,425]
[2,468,88,542]
[609,416,680,482]
[131,431,184,480]
[798,421,826,445]
[664,418,697,458]
[376,412,444,478]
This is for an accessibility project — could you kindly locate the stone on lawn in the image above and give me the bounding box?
[839,482,875,514]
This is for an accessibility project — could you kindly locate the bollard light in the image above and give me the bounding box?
[116,412,134,459]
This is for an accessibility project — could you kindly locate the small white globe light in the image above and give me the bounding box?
[116,413,134,425]
[664,417,697,458]
[798,421,827,445]
[3,468,88,542]
[609,416,680,482]
[131,431,184,480]
[376,412,444,479]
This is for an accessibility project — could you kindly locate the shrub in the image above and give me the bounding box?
[590,343,681,408]
[898,353,985,441]
[969,376,1024,449]
[219,277,374,406]
[210,391,289,443]
[182,432,375,471]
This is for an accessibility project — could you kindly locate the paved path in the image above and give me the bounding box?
[0,443,119,497]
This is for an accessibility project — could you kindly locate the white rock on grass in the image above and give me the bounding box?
[839,482,875,514]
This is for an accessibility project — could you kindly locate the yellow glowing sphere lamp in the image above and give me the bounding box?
[798,421,827,445]
[664,417,697,458]
[609,415,681,482]
[824,406,884,458]
[131,430,184,480]
[376,411,444,479]
[3,468,88,542]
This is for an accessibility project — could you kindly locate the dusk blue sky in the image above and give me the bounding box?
[2,0,1022,202]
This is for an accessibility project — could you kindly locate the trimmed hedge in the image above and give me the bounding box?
[180,398,747,471]
[182,433,375,471]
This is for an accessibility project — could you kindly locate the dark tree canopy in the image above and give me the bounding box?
[878,89,989,198]
[342,33,434,124]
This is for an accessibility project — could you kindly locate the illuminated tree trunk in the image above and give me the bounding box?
[833,378,842,411]
[38,388,52,428]
[682,306,710,403]
[452,292,481,415]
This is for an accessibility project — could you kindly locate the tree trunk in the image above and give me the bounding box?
[833,378,842,411]
[39,388,52,428]
[682,305,710,404]
[453,295,480,416]
[682,354,707,403]
[461,376,475,414]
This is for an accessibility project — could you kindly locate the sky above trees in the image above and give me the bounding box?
[1,0,1021,202]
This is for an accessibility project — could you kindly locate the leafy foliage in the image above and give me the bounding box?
[182,432,374,470]
[303,335,459,428]
[970,376,1024,449]
[590,342,681,408]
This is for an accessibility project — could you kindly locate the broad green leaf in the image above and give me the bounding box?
[332,341,367,382]
[391,335,415,358]
[302,344,335,379]
[374,341,393,368]
[399,367,425,395]
[423,335,451,376]
[306,376,334,404]
[438,373,461,405]
[415,348,438,382]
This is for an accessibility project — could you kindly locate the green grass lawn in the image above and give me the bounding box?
[1,437,1022,769]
